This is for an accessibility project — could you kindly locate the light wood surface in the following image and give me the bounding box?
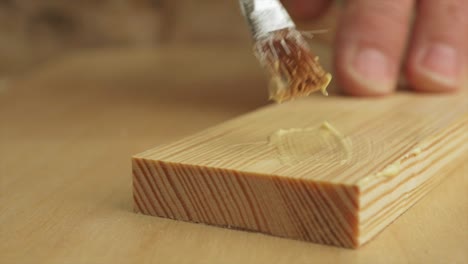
[1,45,467,262]
[134,91,467,248]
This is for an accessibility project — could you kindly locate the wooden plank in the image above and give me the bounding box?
[132,92,468,248]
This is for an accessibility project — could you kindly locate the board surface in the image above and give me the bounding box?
[134,93,467,248]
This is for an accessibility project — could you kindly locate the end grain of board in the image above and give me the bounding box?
[132,93,467,248]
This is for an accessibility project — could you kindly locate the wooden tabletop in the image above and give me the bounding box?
[1,45,467,264]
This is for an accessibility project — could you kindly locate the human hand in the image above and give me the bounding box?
[282,0,468,96]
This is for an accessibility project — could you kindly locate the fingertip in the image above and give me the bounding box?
[404,0,468,93]
[333,0,414,97]
[334,45,397,97]
[405,46,462,93]
[335,71,396,97]
[282,0,332,20]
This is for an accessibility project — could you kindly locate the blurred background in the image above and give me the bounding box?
[0,0,336,155]
[0,0,337,76]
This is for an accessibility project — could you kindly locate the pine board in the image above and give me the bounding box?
[133,93,468,248]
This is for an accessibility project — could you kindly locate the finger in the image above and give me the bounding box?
[405,0,468,92]
[334,0,415,96]
[282,0,333,20]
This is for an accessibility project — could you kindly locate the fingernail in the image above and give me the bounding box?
[419,43,459,85]
[350,47,393,93]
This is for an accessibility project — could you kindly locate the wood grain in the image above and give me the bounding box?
[1,45,467,263]
[133,93,468,248]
